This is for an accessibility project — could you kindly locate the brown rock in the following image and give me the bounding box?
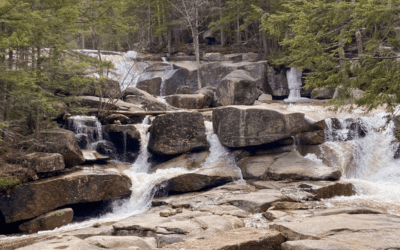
[22,152,65,173]
[296,130,325,145]
[164,94,209,109]
[149,151,209,174]
[19,208,74,234]
[0,167,131,223]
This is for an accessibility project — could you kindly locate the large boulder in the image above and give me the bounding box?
[18,208,74,234]
[0,166,131,224]
[136,77,162,96]
[22,152,65,173]
[213,106,308,147]
[164,94,209,109]
[39,129,85,168]
[148,112,208,155]
[156,158,242,194]
[216,70,260,106]
[80,79,122,98]
[311,87,336,99]
[242,62,271,93]
[125,95,169,111]
[238,151,341,181]
[78,96,145,113]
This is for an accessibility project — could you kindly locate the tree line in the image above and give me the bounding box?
[1,0,400,144]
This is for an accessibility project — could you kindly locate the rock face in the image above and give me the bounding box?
[22,153,65,173]
[0,167,131,223]
[19,208,74,234]
[238,151,341,181]
[80,79,122,98]
[266,66,288,96]
[39,129,85,168]
[102,124,141,162]
[148,112,209,155]
[136,77,162,96]
[213,106,308,147]
[216,70,260,106]
[296,130,325,145]
[164,94,209,109]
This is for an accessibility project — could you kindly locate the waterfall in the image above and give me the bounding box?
[320,111,400,213]
[66,116,106,150]
[130,116,152,173]
[284,68,307,103]
[159,57,176,97]
[203,121,243,179]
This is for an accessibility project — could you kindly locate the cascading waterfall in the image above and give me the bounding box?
[320,111,400,213]
[284,68,307,103]
[159,57,177,97]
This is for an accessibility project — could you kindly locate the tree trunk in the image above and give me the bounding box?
[236,16,241,45]
[167,25,172,54]
[219,0,225,46]
[148,0,152,46]
[35,105,40,140]
[194,5,202,90]
[355,29,363,56]
[262,34,268,57]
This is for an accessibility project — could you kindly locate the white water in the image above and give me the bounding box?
[284,68,307,103]
[322,111,400,214]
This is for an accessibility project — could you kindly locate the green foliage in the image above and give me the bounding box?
[0,177,20,188]
[261,0,400,110]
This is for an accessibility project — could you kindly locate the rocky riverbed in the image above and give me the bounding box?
[1,51,399,250]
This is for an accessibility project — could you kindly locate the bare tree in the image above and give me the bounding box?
[167,0,212,90]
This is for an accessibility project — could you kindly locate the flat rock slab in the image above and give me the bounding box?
[239,151,341,181]
[0,167,131,223]
[84,236,156,249]
[162,227,286,250]
[82,150,109,163]
[270,213,400,250]
[22,152,65,173]
[15,235,99,250]
[149,151,210,174]
[213,106,308,147]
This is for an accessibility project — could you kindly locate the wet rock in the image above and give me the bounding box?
[76,133,89,148]
[213,106,308,147]
[311,87,335,99]
[0,167,131,223]
[164,94,209,109]
[19,208,74,234]
[22,152,65,173]
[271,213,400,250]
[149,151,209,174]
[144,62,178,72]
[156,158,241,194]
[102,124,141,162]
[136,77,162,96]
[38,129,85,168]
[162,227,286,250]
[148,112,208,155]
[216,70,260,106]
[163,69,190,96]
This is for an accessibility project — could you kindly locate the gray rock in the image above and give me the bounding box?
[136,77,162,96]
[242,52,262,62]
[82,150,110,163]
[84,236,156,249]
[311,87,335,99]
[78,96,145,113]
[0,166,131,224]
[266,66,289,96]
[15,235,99,250]
[149,151,209,174]
[213,105,308,147]
[125,95,169,111]
[19,208,74,234]
[148,112,208,155]
[216,70,260,106]
[80,79,121,98]
[203,53,224,61]
[22,152,65,173]
[296,130,325,145]
[258,94,273,101]
[39,129,85,168]
[164,94,209,109]
[104,114,130,124]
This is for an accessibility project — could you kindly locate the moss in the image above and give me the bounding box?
[0,177,21,187]
[49,212,65,217]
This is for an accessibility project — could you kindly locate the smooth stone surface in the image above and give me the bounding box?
[238,151,341,181]
[15,236,99,250]
[148,112,209,155]
[266,66,289,96]
[78,96,145,113]
[84,236,156,249]
[19,208,74,234]
[311,87,336,99]
[213,105,308,147]
[82,150,110,163]
[164,94,208,109]
[296,130,325,145]
[216,70,260,106]
[136,77,162,96]
[22,152,65,173]
[162,227,286,250]
[125,95,170,111]
[0,167,131,223]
